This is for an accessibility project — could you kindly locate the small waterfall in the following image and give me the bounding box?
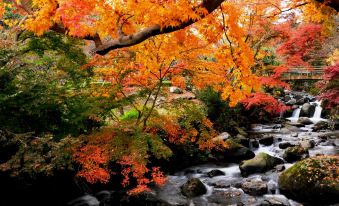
[287,107,301,123]
[310,101,324,123]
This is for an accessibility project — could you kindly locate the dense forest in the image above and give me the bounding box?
[0,0,338,206]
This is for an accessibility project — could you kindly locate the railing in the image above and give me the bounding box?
[281,67,324,80]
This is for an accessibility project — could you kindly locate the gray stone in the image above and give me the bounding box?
[181,178,207,197]
[261,194,291,206]
[241,179,268,196]
[299,140,315,149]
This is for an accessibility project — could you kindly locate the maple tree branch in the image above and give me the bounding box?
[95,0,225,55]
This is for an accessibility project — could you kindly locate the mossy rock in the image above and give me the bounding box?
[283,146,309,163]
[279,156,339,203]
[239,152,284,176]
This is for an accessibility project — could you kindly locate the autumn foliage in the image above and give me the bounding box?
[1,0,338,196]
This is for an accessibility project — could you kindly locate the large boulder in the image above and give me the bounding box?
[297,117,313,125]
[219,140,255,163]
[283,146,309,163]
[299,103,315,118]
[241,179,268,196]
[279,156,339,203]
[239,153,284,176]
[181,178,207,197]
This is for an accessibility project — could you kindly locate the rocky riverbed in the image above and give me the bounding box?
[68,122,338,206]
[67,92,338,206]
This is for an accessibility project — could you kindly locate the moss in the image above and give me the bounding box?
[279,156,339,201]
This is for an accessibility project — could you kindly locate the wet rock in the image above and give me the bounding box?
[207,169,225,178]
[283,146,309,163]
[258,136,274,146]
[241,179,268,196]
[207,188,256,205]
[169,86,183,94]
[261,194,291,206]
[299,103,315,118]
[250,139,259,148]
[67,195,100,206]
[126,191,176,206]
[279,142,294,149]
[275,164,285,172]
[239,153,284,176]
[180,178,207,197]
[279,156,339,203]
[299,140,315,149]
[221,140,255,162]
[297,117,313,125]
[312,121,328,131]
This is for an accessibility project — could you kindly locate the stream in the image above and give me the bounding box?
[68,98,339,206]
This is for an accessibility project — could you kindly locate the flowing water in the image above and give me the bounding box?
[68,102,338,206]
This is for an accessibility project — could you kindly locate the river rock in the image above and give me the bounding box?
[261,194,291,206]
[67,195,100,206]
[181,178,207,197]
[312,121,328,131]
[169,86,183,94]
[297,117,313,125]
[283,146,309,163]
[279,156,339,203]
[221,139,255,162]
[207,169,225,178]
[239,153,284,176]
[259,136,274,146]
[207,188,256,205]
[250,139,259,148]
[241,179,268,196]
[299,140,315,149]
[299,103,315,118]
[279,142,294,149]
[275,164,285,172]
